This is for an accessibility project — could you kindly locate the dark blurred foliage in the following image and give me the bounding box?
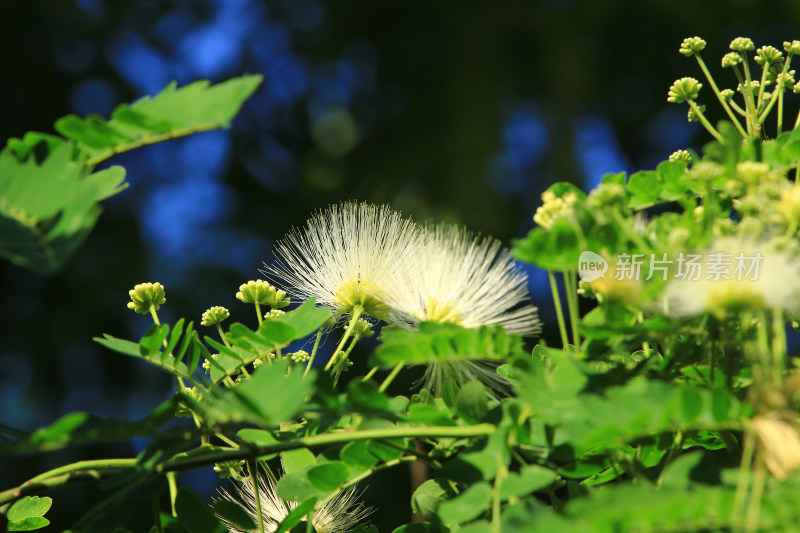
[2,0,800,529]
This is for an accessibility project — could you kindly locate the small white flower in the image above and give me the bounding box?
[384,223,541,395]
[386,223,541,335]
[662,237,800,317]
[216,464,373,533]
[267,202,424,320]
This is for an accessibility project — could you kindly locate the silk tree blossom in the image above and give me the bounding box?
[384,223,541,395]
[661,237,800,318]
[216,465,372,533]
[386,223,541,335]
[267,202,425,321]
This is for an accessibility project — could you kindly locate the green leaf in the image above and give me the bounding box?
[0,144,126,274]
[340,441,380,470]
[371,322,522,369]
[275,497,317,533]
[392,524,449,533]
[276,468,329,501]
[7,496,52,523]
[307,462,349,491]
[212,500,257,531]
[437,482,492,525]
[1,75,261,275]
[95,325,191,379]
[1,400,174,453]
[203,359,311,425]
[52,76,262,164]
[456,381,488,424]
[282,448,316,473]
[511,219,581,271]
[7,517,50,531]
[237,429,279,446]
[347,380,391,412]
[411,479,451,521]
[277,299,331,338]
[174,487,227,533]
[499,465,558,499]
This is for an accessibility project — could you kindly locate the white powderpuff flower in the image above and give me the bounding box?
[384,223,541,395]
[216,465,372,533]
[267,202,425,321]
[661,237,800,318]
[385,223,541,335]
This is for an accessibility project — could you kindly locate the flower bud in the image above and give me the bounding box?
[667,77,702,103]
[729,37,754,52]
[201,306,230,326]
[679,36,706,57]
[127,282,166,314]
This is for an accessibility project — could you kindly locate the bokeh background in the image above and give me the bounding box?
[3,0,800,529]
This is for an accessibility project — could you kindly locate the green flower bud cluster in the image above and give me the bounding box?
[679,36,706,57]
[331,351,353,368]
[533,190,578,229]
[721,52,742,68]
[175,386,202,418]
[264,309,286,320]
[214,460,245,480]
[667,77,702,103]
[736,81,759,93]
[289,350,310,364]
[354,318,374,338]
[755,46,782,65]
[729,37,754,52]
[785,41,800,55]
[587,183,626,209]
[202,353,220,374]
[201,306,230,326]
[668,150,692,164]
[236,280,289,309]
[253,352,276,368]
[687,104,706,122]
[127,282,166,314]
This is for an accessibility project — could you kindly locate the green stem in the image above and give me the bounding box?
[167,471,178,517]
[362,366,379,382]
[379,362,405,393]
[255,302,263,326]
[756,311,771,386]
[324,307,363,371]
[745,452,767,532]
[611,209,652,254]
[758,53,793,127]
[739,52,760,135]
[548,271,569,348]
[149,306,162,326]
[491,453,505,533]
[0,423,493,505]
[216,324,231,349]
[248,460,266,533]
[333,333,362,384]
[687,100,723,141]
[564,271,580,347]
[772,308,786,387]
[734,429,755,523]
[85,122,223,167]
[304,327,325,377]
[694,54,749,137]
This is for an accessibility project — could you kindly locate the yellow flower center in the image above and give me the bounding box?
[333,278,390,318]
[705,280,766,316]
[419,297,462,324]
